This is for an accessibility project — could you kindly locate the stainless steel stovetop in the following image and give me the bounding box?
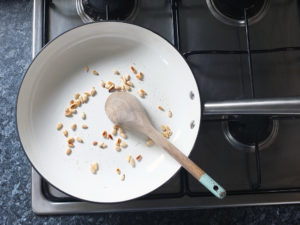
[32,0,300,215]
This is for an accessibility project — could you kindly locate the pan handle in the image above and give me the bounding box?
[203,97,300,116]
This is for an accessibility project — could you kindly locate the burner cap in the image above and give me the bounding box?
[223,116,279,152]
[77,0,138,23]
[207,0,270,26]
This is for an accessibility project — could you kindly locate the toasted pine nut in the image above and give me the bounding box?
[126,155,132,163]
[108,134,113,140]
[105,81,112,88]
[76,137,83,143]
[93,141,98,146]
[75,100,81,107]
[121,75,126,83]
[85,66,89,72]
[79,96,84,104]
[92,70,99,75]
[69,103,76,109]
[91,87,96,96]
[74,93,80,99]
[146,138,153,147]
[82,94,88,103]
[116,168,121,175]
[138,89,147,98]
[168,110,172,118]
[120,132,127,139]
[71,123,77,131]
[140,89,146,95]
[130,66,137,74]
[68,143,75,148]
[99,142,107,148]
[112,128,117,136]
[84,91,91,96]
[70,108,77,114]
[65,111,72,117]
[66,148,72,155]
[136,72,143,80]
[114,124,119,129]
[130,157,135,167]
[158,105,164,111]
[69,99,75,105]
[62,129,68,137]
[82,124,88,129]
[120,174,125,181]
[67,137,75,144]
[161,125,166,131]
[108,85,115,92]
[116,138,121,146]
[115,146,121,151]
[90,162,99,174]
[125,75,130,81]
[56,122,63,130]
[126,81,134,87]
[137,91,144,98]
[81,112,86,120]
[120,142,127,148]
[102,130,107,138]
[113,69,120,75]
[136,155,142,161]
[100,80,105,88]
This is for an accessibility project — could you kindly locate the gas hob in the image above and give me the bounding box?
[31,0,300,214]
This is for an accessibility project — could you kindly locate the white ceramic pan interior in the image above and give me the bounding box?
[17,22,200,203]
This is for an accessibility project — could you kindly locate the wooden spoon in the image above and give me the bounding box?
[105,92,226,199]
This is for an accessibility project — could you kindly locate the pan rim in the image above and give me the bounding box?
[16,21,202,203]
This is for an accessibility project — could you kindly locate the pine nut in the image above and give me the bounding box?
[66,148,72,155]
[76,137,83,143]
[90,87,96,96]
[146,138,153,147]
[82,124,88,129]
[158,105,164,111]
[56,122,63,130]
[100,80,105,88]
[92,70,99,75]
[130,157,135,167]
[120,174,125,181]
[62,129,68,137]
[81,112,86,120]
[120,142,127,148]
[113,69,120,75]
[120,132,127,139]
[90,162,99,174]
[71,123,77,131]
[74,93,80,99]
[130,66,137,74]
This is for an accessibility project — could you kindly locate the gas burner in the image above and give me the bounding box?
[206,0,270,26]
[76,0,138,23]
[222,116,279,152]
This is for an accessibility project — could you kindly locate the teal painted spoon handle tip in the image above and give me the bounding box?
[199,173,226,199]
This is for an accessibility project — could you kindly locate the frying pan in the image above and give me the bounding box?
[17,22,210,202]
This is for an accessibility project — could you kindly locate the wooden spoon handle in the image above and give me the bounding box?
[148,127,226,199]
